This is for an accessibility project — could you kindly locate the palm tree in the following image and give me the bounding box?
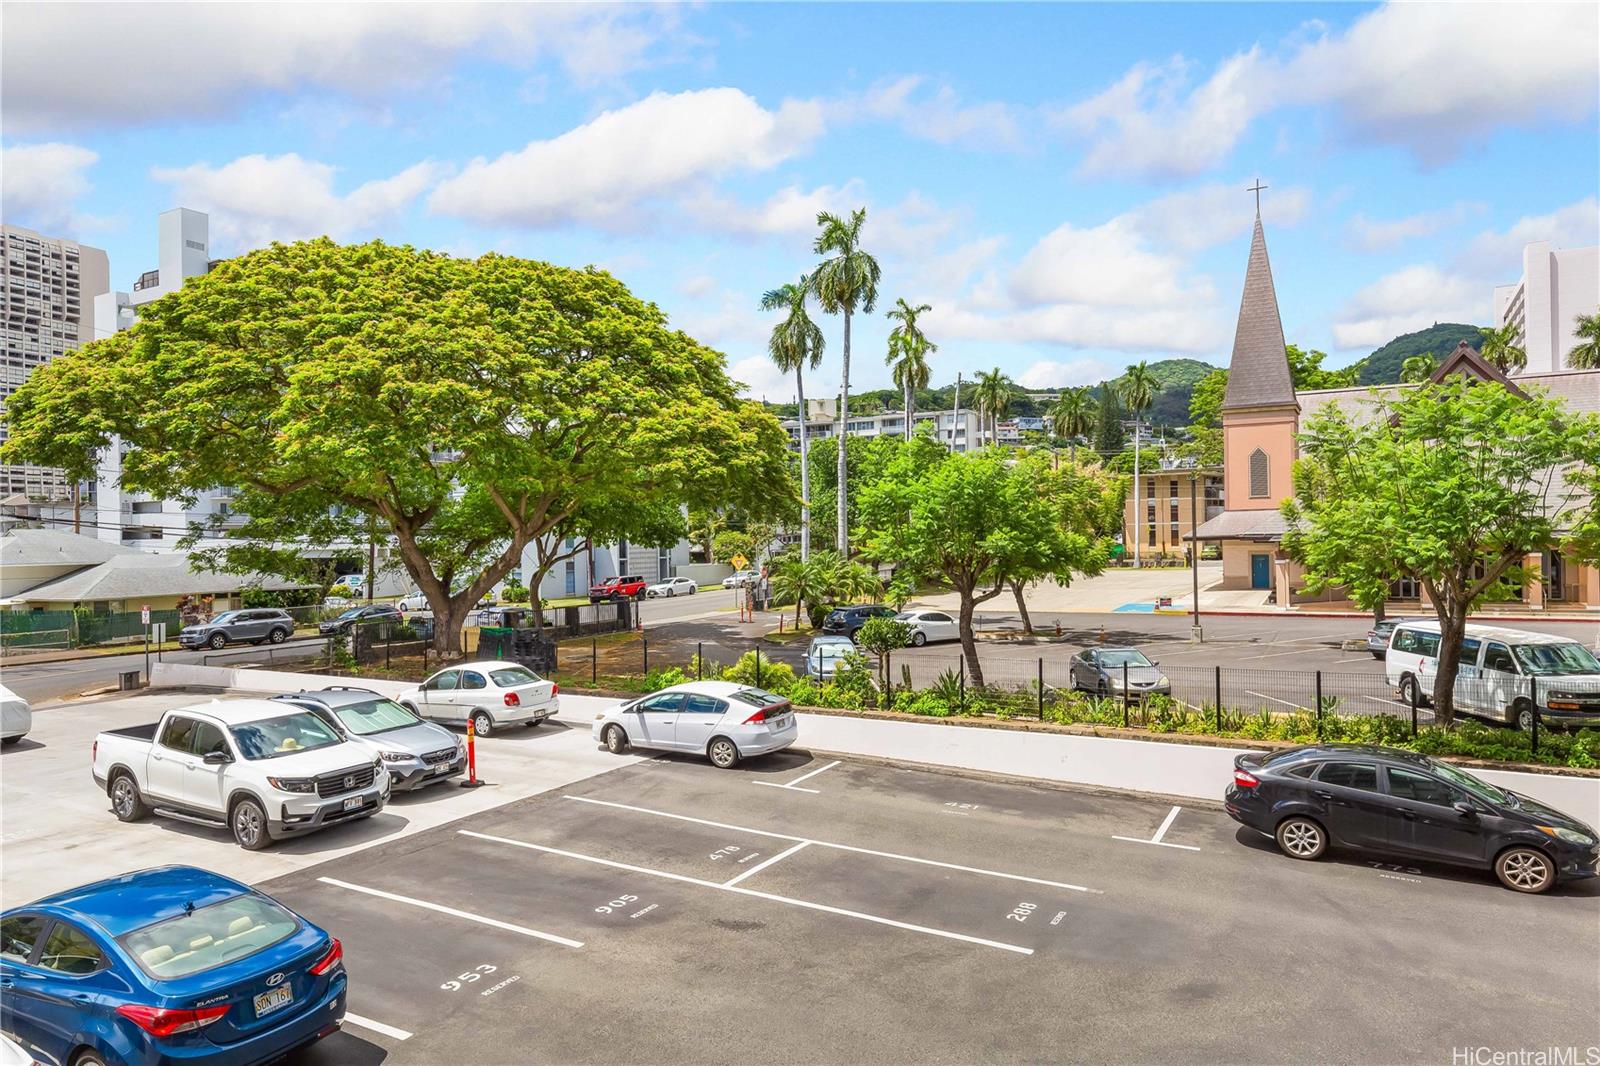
[770,551,833,628]
[1048,388,1095,464]
[1478,323,1527,374]
[1119,361,1159,567]
[973,367,1012,447]
[885,299,935,440]
[1399,352,1437,383]
[1569,312,1600,370]
[810,208,881,557]
[761,277,826,560]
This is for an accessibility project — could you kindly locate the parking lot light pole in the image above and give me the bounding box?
[1189,472,1203,644]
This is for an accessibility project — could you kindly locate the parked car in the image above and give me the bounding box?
[1,1032,33,1066]
[395,661,559,736]
[821,604,898,641]
[272,687,466,791]
[396,588,493,613]
[1225,743,1599,893]
[1384,620,1600,730]
[721,570,760,590]
[330,574,364,592]
[92,699,389,850]
[1365,617,1417,658]
[1069,647,1171,696]
[317,604,403,636]
[589,575,647,603]
[0,685,30,748]
[646,576,698,598]
[177,609,295,651]
[0,866,346,1066]
[894,609,960,647]
[805,636,858,681]
[592,681,796,768]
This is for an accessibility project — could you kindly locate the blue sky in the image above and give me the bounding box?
[3,2,1596,400]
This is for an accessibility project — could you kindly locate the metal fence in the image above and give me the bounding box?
[0,608,184,652]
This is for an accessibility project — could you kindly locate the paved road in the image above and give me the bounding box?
[262,752,1597,1065]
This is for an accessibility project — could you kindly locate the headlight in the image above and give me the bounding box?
[1107,675,1124,688]
[377,751,410,763]
[267,776,316,793]
[1537,825,1596,846]
[1158,675,1170,686]
[594,713,607,720]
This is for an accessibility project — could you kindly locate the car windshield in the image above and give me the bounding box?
[489,666,539,687]
[208,612,240,626]
[1099,650,1153,668]
[730,688,786,708]
[335,607,365,620]
[229,712,344,760]
[1512,642,1600,676]
[811,645,851,661]
[119,893,300,980]
[332,699,421,736]
[1426,758,1509,806]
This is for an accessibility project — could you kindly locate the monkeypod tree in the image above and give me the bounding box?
[1284,378,1600,725]
[2,239,793,655]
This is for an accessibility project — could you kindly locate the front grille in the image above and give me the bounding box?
[316,765,376,798]
[421,747,456,766]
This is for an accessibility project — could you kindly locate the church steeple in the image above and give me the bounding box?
[1221,210,1297,412]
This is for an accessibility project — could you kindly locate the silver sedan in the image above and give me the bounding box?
[1069,648,1171,696]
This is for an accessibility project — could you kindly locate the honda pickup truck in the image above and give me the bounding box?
[92,699,389,850]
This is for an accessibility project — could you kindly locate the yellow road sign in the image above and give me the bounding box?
[730,553,749,571]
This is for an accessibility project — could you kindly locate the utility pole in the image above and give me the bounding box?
[1131,419,1143,568]
[951,372,962,452]
[1189,471,1203,643]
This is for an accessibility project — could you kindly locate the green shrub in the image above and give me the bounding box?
[721,651,795,692]
[641,666,689,692]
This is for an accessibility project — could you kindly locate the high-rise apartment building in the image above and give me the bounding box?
[1,225,111,500]
[1493,241,1600,373]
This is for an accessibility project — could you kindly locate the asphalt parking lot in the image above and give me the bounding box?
[258,749,1600,1065]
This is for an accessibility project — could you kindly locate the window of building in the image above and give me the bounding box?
[1249,449,1270,498]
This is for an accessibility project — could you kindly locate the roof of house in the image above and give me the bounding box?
[1221,217,1298,413]
[1189,509,1289,541]
[0,528,139,569]
[14,550,312,602]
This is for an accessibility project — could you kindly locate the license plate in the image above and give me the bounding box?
[771,715,791,728]
[342,796,362,811]
[254,985,293,1017]
[434,763,455,775]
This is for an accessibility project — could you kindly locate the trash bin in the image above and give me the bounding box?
[119,670,142,691]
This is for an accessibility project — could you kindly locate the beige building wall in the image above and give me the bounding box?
[1221,408,1297,511]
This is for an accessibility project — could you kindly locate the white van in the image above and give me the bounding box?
[1384,620,1600,730]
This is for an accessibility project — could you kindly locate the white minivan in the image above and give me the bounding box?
[1384,620,1600,730]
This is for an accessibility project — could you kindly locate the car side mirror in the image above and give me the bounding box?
[1452,801,1477,817]
[202,750,233,766]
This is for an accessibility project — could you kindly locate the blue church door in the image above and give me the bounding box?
[1250,553,1272,590]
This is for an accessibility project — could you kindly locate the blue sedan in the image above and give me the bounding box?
[0,867,346,1066]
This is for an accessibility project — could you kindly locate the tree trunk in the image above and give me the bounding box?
[837,310,851,556]
[432,597,473,658]
[1372,600,1386,626]
[1429,590,1467,727]
[71,482,82,534]
[1010,579,1033,635]
[958,591,984,687]
[796,365,811,562]
[904,382,913,441]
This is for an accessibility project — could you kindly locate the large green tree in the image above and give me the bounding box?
[1047,387,1095,465]
[885,298,935,441]
[2,239,793,653]
[1569,312,1600,370]
[810,208,881,556]
[1478,322,1528,374]
[972,367,1013,447]
[1093,382,1124,458]
[1284,378,1600,725]
[760,276,826,560]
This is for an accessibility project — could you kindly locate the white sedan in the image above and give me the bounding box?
[896,609,961,647]
[646,576,698,597]
[396,660,559,736]
[592,681,796,768]
[722,570,759,589]
[0,683,30,747]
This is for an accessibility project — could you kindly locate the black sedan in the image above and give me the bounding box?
[318,603,403,635]
[1225,743,1598,893]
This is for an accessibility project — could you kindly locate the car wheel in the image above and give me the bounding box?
[209,632,228,650]
[689,586,696,594]
[1274,816,1327,860]
[269,627,289,644]
[72,1050,109,1066]
[1494,846,1555,893]
[231,798,271,851]
[470,712,493,737]
[1398,673,1424,707]
[1513,700,1537,732]
[110,772,149,822]
[0,735,21,747]
[1370,650,1383,659]
[604,725,629,754]
[708,737,739,769]
[911,631,927,648]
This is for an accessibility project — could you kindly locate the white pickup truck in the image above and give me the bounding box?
[92,698,390,850]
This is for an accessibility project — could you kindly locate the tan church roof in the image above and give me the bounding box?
[1221,217,1298,413]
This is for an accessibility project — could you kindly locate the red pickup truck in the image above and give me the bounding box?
[589,575,647,602]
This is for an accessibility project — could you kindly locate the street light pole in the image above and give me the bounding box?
[1189,471,1203,643]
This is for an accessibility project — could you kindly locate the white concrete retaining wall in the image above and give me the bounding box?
[149,663,1600,827]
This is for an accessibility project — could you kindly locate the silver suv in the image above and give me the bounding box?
[177,609,295,650]
[273,686,465,791]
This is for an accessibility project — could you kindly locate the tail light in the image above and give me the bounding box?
[551,683,559,697]
[743,703,790,725]
[504,692,520,707]
[93,740,97,763]
[309,937,343,975]
[1233,769,1260,788]
[116,1003,230,1037]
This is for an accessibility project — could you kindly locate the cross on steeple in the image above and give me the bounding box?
[1248,179,1267,217]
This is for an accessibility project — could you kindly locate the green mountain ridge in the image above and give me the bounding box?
[1355,322,1485,385]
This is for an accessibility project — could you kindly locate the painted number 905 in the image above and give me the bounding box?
[596,894,639,915]
[1006,902,1037,922]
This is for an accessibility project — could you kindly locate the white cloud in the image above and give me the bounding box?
[1464,197,1600,267]
[1124,180,1311,253]
[1331,264,1482,350]
[0,142,98,232]
[1346,202,1485,252]
[1010,217,1213,309]
[727,354,803,403]
[835,76,1024,151]
[151,153,444,253]
[684,181,863,238]
[1016,358,1116,390]
[1058,3,1598,177]
[429,89,824,229]
[1,4,692,131]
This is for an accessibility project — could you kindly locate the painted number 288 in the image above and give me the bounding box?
[441,965,497,991]
[1006,902,1037,922]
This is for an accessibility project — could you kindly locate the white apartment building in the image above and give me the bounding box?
[1,225,111,500]
[1493,241,1599,373]
[780,399,983,452]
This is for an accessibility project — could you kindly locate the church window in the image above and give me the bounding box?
[1249,449,1270,498]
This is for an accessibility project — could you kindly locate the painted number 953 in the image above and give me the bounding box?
[442,965,497,991]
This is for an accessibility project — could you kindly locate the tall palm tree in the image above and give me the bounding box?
[1399,352,1437,383]
[1048,387,1095,464]
[810,208,881,556]
[761,277,826,560]
[1118,361,1159,567]
[973,368,1012,446]
[1569,312,1600,370]
[1478,323,1527,374]
[885,298,936,439]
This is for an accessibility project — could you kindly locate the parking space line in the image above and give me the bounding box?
[459,831,1033,956]
[1363,694,1409,709]
[563,795,1094,892]
[316,877,584,948]
[1238,648,1323,660]
[343,1013,413,1041]
[1245,690,1310,712]
[786,759,841,786]
[753,781,821,794]
[1112,805,1201,852]
[724,841,811,887]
